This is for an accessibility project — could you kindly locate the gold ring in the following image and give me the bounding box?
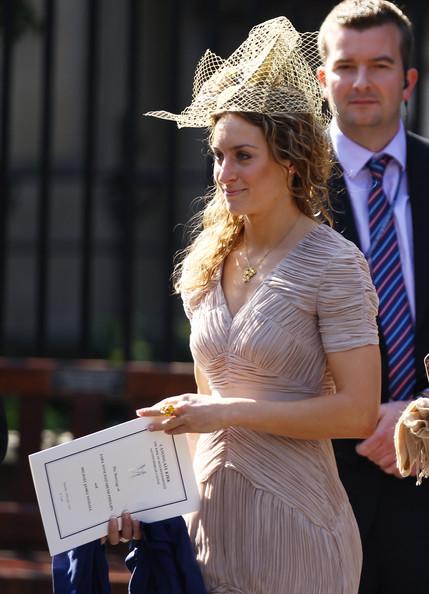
[160,403,176,416]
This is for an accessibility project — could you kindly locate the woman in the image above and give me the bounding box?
[110,18,381,594]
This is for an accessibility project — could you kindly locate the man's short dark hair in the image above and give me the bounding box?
[318,0,414,72]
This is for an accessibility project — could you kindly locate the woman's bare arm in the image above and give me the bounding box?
[137,344,381,440]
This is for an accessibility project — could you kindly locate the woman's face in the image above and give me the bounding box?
[211,113,292,218]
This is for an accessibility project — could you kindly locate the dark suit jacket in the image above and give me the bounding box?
[329,131,429,540]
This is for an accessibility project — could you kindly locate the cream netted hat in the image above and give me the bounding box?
[145,16,326,128]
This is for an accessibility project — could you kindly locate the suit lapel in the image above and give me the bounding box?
[328,163,361,249]
[406,132,429,335]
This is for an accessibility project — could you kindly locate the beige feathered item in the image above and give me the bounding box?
[394,397,429,485]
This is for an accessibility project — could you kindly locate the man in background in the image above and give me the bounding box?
[317,1,429,593]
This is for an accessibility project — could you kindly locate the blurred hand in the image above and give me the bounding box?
[355,400,412,477]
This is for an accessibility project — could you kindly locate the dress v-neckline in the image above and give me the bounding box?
[219,225,319,323]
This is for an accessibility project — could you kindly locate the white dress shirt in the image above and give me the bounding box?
[329,119,415,320]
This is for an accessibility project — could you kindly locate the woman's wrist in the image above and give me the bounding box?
[222,397,257,429]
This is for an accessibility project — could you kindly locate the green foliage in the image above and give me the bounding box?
[4,396,18,431]
[93,314,154,362]
[43,401,70,432]
[3,395,70,432]
[0,0,40,41]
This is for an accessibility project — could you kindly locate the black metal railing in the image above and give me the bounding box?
[0,0,165,361]
[36,0,55,355]
[0,0,13,353]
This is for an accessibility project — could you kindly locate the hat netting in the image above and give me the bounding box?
[145,17,327,128]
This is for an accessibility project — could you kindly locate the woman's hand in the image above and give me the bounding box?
[102,511,142,545]
[136,393,230,435]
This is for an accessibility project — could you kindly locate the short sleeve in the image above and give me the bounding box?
[317,246,379,352]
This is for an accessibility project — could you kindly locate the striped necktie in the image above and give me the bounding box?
[367,154,416,401]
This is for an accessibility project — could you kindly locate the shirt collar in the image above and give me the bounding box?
[329,119,407,179]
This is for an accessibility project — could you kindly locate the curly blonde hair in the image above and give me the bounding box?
[173,110,333,304]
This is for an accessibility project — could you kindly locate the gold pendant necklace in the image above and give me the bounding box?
[242,265,257,283]
[242,215,301,284]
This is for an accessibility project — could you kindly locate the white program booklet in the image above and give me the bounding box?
[29,417,200,555]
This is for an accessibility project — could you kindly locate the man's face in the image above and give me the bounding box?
[318,23,417,144]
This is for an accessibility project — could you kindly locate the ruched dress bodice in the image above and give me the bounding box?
[183,224,379,594]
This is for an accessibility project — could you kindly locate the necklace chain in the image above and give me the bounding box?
[242,215,300,283]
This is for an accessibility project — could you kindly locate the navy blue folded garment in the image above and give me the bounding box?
[126,516,207,594]
[52,516,207,594]
[52,540,111,594]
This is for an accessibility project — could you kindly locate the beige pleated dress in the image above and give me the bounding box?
[183,224,379,594]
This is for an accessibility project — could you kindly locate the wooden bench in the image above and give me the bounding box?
[0,357,196,592]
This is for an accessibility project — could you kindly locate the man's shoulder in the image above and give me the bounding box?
[405,130,429,179]
[406,130,429,153]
